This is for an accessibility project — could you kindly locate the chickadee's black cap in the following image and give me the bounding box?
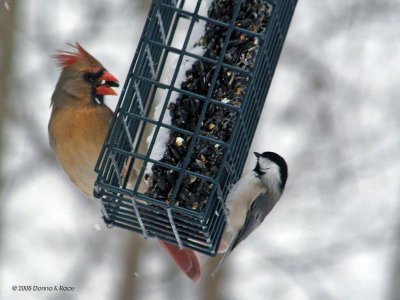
[254,151,288,190]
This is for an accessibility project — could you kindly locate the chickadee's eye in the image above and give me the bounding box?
[83,72,97,83]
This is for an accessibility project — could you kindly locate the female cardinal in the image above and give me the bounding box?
[48,43,200,282]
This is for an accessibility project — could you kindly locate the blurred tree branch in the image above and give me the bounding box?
[117,234,144,300]
[201,258,225,300]
[48,230,108,300]
[0,0,18,256]
[388,193,400,300]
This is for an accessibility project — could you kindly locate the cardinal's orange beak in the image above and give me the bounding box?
[96,71,119,96]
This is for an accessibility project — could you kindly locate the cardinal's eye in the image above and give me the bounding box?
[83,72,97,83]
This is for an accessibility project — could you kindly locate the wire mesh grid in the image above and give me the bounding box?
[94,0,297,256]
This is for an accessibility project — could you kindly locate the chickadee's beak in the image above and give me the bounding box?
[254,152,261,158]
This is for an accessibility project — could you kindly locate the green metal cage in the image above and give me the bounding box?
[94,0,297,256]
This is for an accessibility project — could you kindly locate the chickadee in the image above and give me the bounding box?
[213,151,288,275]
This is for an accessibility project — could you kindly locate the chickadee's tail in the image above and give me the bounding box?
[211,233,237,276]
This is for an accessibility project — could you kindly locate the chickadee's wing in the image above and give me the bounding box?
[212,193,278,276]
[231,192,278,251]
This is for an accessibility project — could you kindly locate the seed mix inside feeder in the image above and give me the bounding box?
[94,0,297,255]
[146,0,273,211]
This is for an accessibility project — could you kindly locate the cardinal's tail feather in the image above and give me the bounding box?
[159,240,201,283]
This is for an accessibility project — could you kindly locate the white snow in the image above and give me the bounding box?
[145,2,209,175]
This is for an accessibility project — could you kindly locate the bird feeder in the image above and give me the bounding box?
[94,0,297,256]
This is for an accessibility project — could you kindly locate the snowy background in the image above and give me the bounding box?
[1,0,400,299]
